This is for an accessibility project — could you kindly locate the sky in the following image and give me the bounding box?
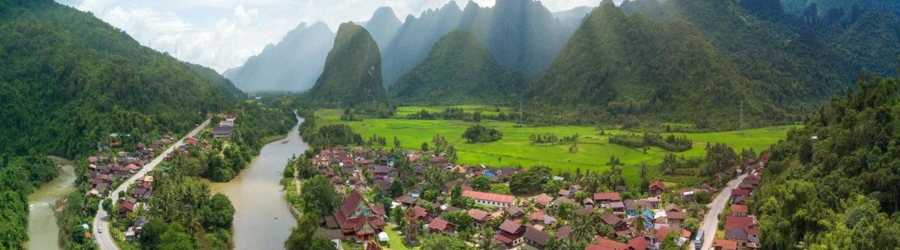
[55,0,607,73]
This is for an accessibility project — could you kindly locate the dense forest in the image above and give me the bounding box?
[0,0,239,158]
[0,0,240,248]
[526,0,900,128]
[389,30,517,105]
[754,75,900,248]
[0,155,57,249]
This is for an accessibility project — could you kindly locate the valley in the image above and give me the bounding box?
[314,106,795,188]
[2,0,899,249]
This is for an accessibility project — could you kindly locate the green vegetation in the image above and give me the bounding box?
[462,124,503,143]
[305,124,364,149]
[529,132,579,145]
[304,22,387,108]
[609,133,693,152]
[0,155,56,249]
[0,0,239,158]
[390,30,516,105]
[143,155,236,249]
[755,76,900,248]
[527,0,900,128]
[284,213,337,250]
[314,108,795,185]
[529,2,773,127]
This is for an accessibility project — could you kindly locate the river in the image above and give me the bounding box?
[26,156,77,250]
[209,116,307,250]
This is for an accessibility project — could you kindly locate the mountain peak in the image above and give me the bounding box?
[370,6,400,23]
[306,22,386,107]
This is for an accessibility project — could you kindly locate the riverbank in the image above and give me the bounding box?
[209,116,307,250]
[25,156,77,250]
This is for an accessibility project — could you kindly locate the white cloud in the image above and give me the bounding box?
[57,0,605,73]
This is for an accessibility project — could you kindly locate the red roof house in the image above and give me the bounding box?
[594,192,622,204]
[428,218,455,234]
[463,190,515,208]
[649,181,666,196]
[332,190,385,239]
[494,220,526,247]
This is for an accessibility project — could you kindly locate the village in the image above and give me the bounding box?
[298,146,768,250]
[83,113,238,243]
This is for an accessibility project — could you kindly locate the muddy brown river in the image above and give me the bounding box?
[209,116,307,250]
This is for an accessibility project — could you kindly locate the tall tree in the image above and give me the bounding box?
[300,175,340,216]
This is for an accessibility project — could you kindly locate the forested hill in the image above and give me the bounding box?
[528,3,777,128]
[381,0,575,86]
[0,0,239,158]
[527,0,900,128]
[780,0,900,19]
[389,30,516,105]
[304,22,387,107]
[754,75,900,248]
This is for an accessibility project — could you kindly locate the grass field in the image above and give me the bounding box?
[316,107,798,184]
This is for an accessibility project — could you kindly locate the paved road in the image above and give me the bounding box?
[699,174,747,250]
[93,119,210,250]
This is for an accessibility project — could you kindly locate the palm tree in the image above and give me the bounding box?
[632,205,648,233]
[579,171,601,194]
[476,227,499,250]
[569,214,595,243]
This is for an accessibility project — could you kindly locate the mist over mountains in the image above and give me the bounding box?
[223,22,334,92]
[227,0,584,92]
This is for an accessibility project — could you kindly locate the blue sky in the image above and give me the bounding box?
[56,0,607,73]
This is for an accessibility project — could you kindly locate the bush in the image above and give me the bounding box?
[462,125,503,143]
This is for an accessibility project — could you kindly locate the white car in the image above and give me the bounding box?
[98,227,103,233]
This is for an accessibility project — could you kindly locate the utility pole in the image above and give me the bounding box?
[740,100,744,136]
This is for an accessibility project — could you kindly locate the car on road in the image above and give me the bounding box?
[98,227,103,233]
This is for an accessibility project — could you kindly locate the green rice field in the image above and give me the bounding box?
[316,106,798,184]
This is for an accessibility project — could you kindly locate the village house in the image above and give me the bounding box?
[523,226,550,249]
[724,216,760,249]
[731,204,749,217]
[494,220,526,247]
[594,192,622,205]
[505,205,525,220]
[649,181,666,196]
[213,126,233,138]
[410,206,430,223]
[713,239,739,250]
[601,213,628,232]
[428,218,455,234]
[467,209,491,228]
[330,190,386,240]
[731,189,751,203]
[666,210,687,228]
[625,199,653,216]
[118,199,138,215]
[462,190,515,208]
[534,193,553,208]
